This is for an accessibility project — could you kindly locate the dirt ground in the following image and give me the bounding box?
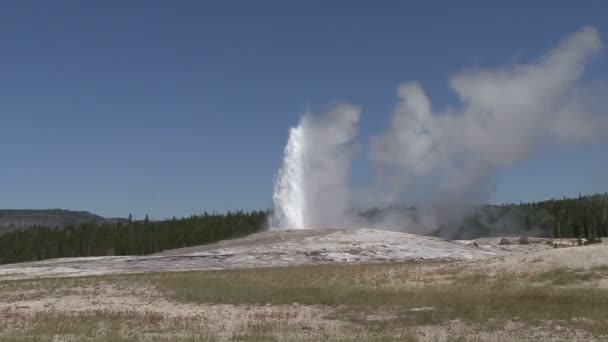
[1,229,607,341]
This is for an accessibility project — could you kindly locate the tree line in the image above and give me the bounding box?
[0,194,606,264]
[513,193,608,240]
[452,193,608,240]
[0,210,266,264]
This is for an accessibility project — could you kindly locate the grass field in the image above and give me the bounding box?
[1,261,608,341]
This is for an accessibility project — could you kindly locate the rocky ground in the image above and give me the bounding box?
[0,228,559,281]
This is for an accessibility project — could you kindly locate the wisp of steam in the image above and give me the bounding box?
[270,26,607,232]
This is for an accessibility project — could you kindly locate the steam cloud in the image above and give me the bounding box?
[271,26,607,233]
[271,104,361,229]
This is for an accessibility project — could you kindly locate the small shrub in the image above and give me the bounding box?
[518,236,530,245]
[499,238,510,245]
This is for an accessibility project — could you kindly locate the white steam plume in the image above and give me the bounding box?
[371,27,603,203]
[370,26,605,224]
[271,104,361,229]
[272,26,606,232]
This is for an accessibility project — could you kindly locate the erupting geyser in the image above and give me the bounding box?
[270,26,605,233]
[271,125,307,229]
[270,105,361,230]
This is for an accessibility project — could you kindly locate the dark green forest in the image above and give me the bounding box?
[0,211,266,264]
[449,193,608,240]
[0,194,607,264]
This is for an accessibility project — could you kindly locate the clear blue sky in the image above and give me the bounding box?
[1,1,607,218]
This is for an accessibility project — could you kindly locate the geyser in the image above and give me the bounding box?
[270,105,361,229]
[270,26,606,233]
[271,124,307,229]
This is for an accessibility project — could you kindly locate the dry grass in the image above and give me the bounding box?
[146,263,608,334]
[1,261,607,341]
[0,310,216,342]
[531,265,608,286]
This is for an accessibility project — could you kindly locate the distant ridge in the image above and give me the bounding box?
[0,209,119,233]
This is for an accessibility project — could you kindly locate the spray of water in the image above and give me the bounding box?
[270,105,361,230]
[270,125,307,229]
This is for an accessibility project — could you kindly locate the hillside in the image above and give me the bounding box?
[0,209,108,233]
[0,227,560,280]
